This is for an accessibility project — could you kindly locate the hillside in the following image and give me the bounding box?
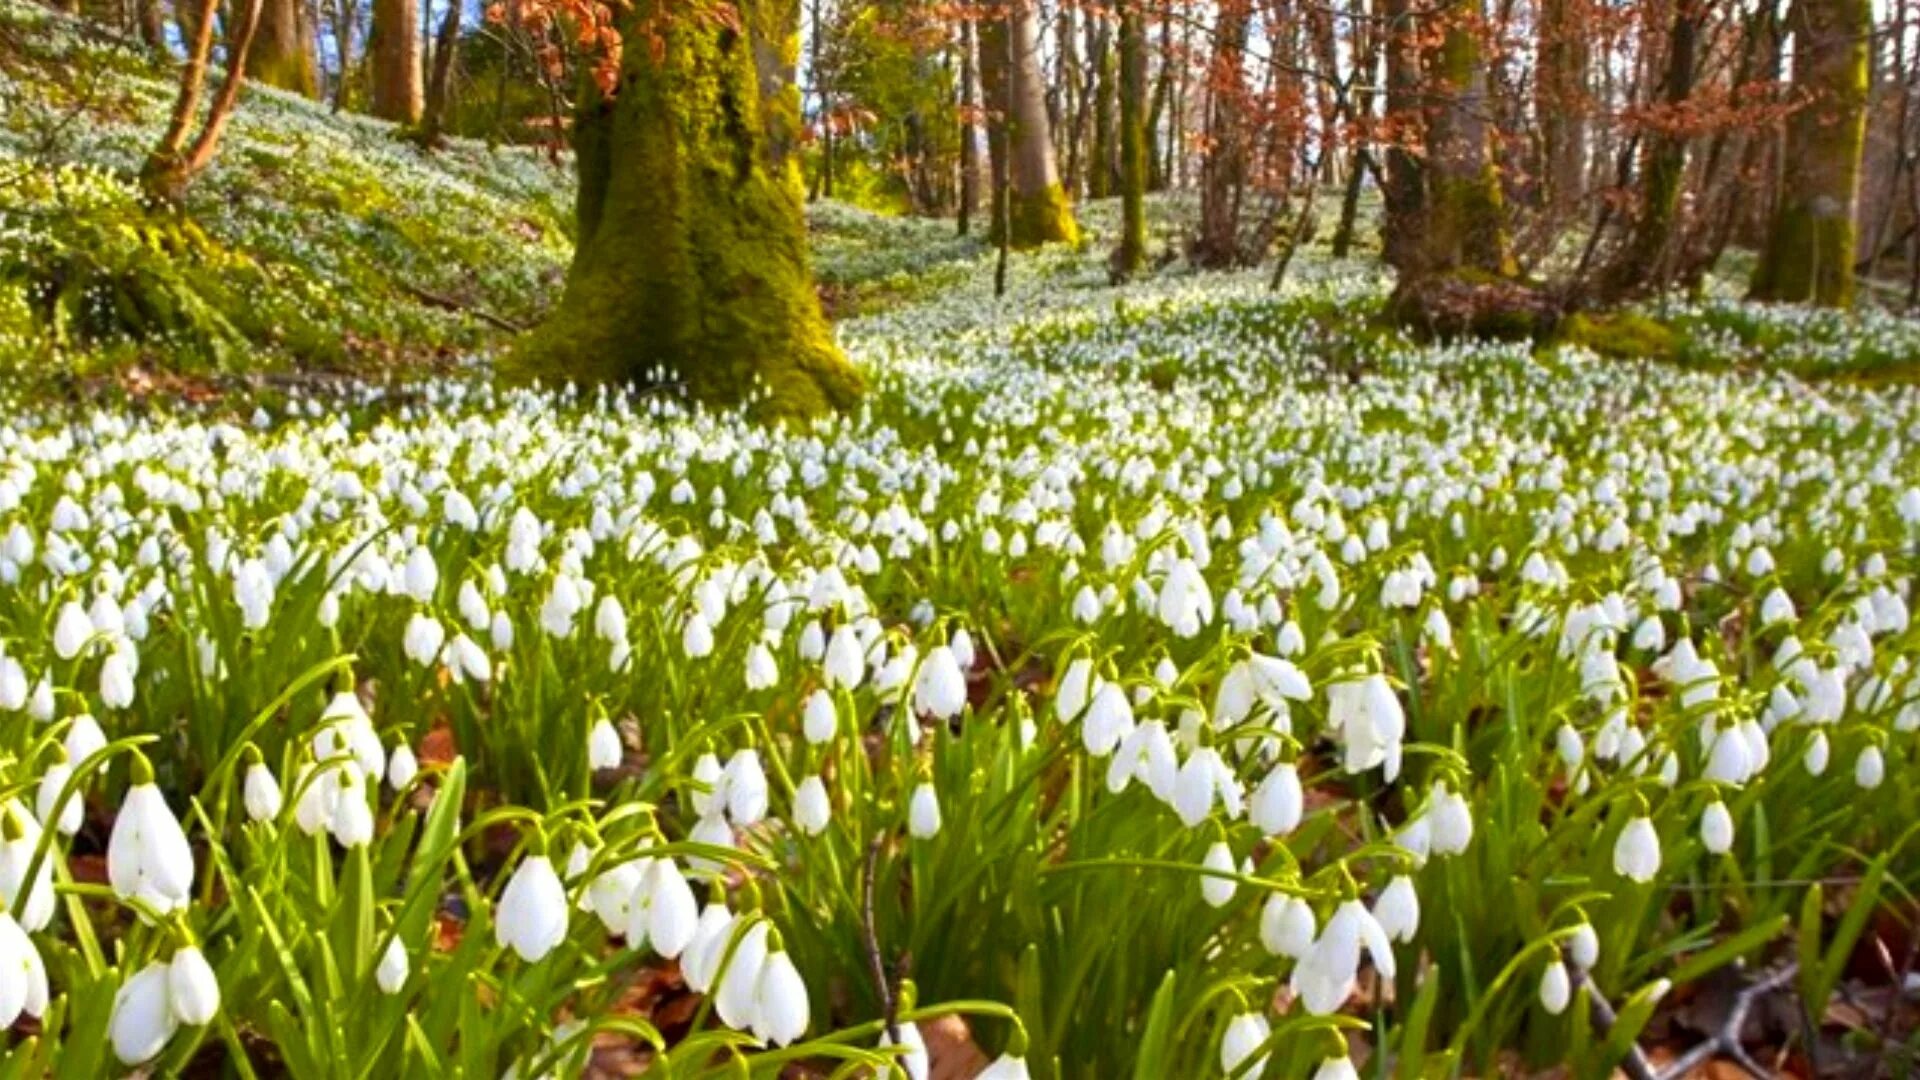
[0,0,573,379]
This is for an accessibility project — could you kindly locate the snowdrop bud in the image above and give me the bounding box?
[1539,960,1572,1015]
[35,757,80,836]
[682,613,714,658]
[1219,1012,1271,1078]
[167,945,220,1025]
[1373,876,1421,942]
[1700,801,1734,855]
[0,657,23,712]
[640,859,699,959]
[803,688,838,744]
[110,960,179,1065]
[1568,923,1600,970]
[495,849,568,962]
[107,760,194,917]
[1055,657,1095,722]
[908,782,941,838]
[388,742,418,790]
[1612,816,1661,883]
[52,600,92,660]
[1312,1056,1361,1080]
[715,920,771,1031]
[794,775,831,836]
[1854,745,1885,789]
[28,677,53,723]
[823,625,865,689]
[1802,731,1830,776]
[588,719,622,771]
[1260,894,1317,958]
[1200,841,1237,907]
[330,772,374,848]
[242,757,282,823]
[744,642,779,691]
[377,936,409,994]
[99,649,135,709]
[1250,764,1304,836]
[0,807,54,931]
[65,713,107,765]
[0,913,46,1025]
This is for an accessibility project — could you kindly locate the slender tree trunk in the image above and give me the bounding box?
[959,11,982,235]
[369,0,422,123]
[136,0,165,48]
[1089,16,1115,199]
[329,0,356,111]
[419,0,460,140]
[1379,0,1426,273]
[1598,0,1701,300]
[143,0,266,201]
[1750,0,1871,306]
[1193,0,1251,266]
[1536,0,1590,214]
[1143,0,1172,191]
[1113,0,1148,278]
[509,0,861,419]
[979,0,1078,246]
[1056,3,1083,195]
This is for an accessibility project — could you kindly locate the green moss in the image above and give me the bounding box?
[1555,312,1684,363]
[504,0,862,422]
[996,182,1080,250]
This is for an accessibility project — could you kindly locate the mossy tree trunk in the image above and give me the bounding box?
[369,0,422,123]
[247,0,318,97]
[1088,16,1116,200]
[1112,0,1147,278]
[419,0,462,141]
[507,0,861,420]
[979,0,1078,247]
[1536,0,1589,215]
[1748,0,1870,306]
[1418,0,1514,278]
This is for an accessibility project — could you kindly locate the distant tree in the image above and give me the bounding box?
[1112,0,1147,277]
[978,0,1078,246]
[370,0,423,122]
[249,0,321,97]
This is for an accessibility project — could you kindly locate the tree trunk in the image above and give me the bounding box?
[136,0,166,48]
[419,0,460,140]
[959,11,982,235]
[248,0,319,96]
[507,0,861,420]
[978,0,1078,247]
[1143,0,1172,192]
[1088,16,1115,199]
[1379,0,1426,273]
[369,0,422,123]
[143,0,265,201]
[1419,0,1514,277]
[1749,0,1871,306]
[1056,3,1082,195]
[1536,0,1589,214]
[1598,0,1701,301]
[1192,0,1250,267]
[1113,0,1148,278]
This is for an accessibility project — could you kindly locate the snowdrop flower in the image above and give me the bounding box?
[35,754,80,836]
[1218,1012,1270,1077]
[1055,656,1096,722]
[107,758,194,917]
[52,600,93,660]
[1292,899,1396,1014]
[914,645,968,720]
[402,546,438,603]
[588,719,622,771]
[376,936,409,994]
[800,691,840,752]
[388,742,419,790]
[1700,801,1734,855]
[65,712,107,765]
[745,642,779,691]
[168,945,220,1025]
[714,919,771,1031]
[822,624,864,689]
[1260,894,1316,958]
[1568,923,1600,970]
[1200,841,1237,907]
[1429,781,1474,855]
[329,771,374,848]
[1612,815,1661,883]
[908,782,942,838]
[978,1052,1035,1080]
[633,858,698,959]
[402,612,445,667]
[1373,876,1420,942]
[724,749,769,825]
[1082,681,1135,756]
[1172,746,1242,827]
[1803,731,1830,776]
[1854,745,1885,789]
[794,775,831,836]
[1313,1056,1361,1080]
[495,846,568,962]
[681,612,714,658]
[750,939,810,1046]
[1107,719,1177,800]
[1330,674,1405,781]
[110,960,178,1065]
[0,913,47,1026]
[1250,763,1304,836]
[1539,959,1572,1014]
[541,574,583,638]
[0,806,54,931]
[243,757,281,822]
[99,648,135,709]
[879,1018,930,1080]
[682,902,737,993]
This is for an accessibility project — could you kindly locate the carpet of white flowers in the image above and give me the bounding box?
[5,109,1920,1076]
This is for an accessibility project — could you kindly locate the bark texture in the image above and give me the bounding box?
[1749,0,1870,306]
[979,0,1078,247]
[1113,0,1147,278]
[369,0,423,123]
[507,0,862,420]
[247,0,319,97]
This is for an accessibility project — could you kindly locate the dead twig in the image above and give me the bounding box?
[1574,962,1800,1080]
[396,281,529,332]
[862,834,900,1046]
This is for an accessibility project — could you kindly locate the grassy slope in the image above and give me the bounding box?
[0,0,574,377]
